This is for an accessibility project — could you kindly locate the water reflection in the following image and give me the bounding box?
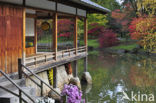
[80,51,156,103]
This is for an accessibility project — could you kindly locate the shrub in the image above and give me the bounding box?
[88,23,104,39]
[129,16,156,52]
[58,19,74,41]
[98,29,118,48]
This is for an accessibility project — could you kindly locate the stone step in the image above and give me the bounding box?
[0,78,26,96]
[0,73,19,83]
[0,86,37,103]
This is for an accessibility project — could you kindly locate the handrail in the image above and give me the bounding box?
[20,63,61,97]
[0,70,35,103]
[0,86,27,103]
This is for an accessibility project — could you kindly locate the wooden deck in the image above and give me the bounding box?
[25,46,87,73]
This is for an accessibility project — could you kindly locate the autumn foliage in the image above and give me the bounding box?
[129,16,156,52]
[88,23,118,48]
[99,29,118,48]
[88,23,104,39]
[111,3,134,35]
[58,19,74,40]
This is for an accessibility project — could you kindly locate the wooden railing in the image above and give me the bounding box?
[0,70,35,103]
[25,46,87,66]
[18,60,61,97]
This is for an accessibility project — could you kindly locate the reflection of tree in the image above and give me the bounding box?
[129,66,155,88]
[129,59,156,88]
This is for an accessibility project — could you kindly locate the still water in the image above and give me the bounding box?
[79,51,156,103]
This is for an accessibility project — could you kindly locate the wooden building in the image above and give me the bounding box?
[0,0,110,75]
[0,0,110,102]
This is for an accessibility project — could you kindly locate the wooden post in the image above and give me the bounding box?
[73,61,78,77]
[53,67,57,88]
[22,8,26,65]
[34,18,37,53]
[74,16,78,55]
[84,57,88,72]
[53,13,58,60]
[18,58,22,79]
[84,18,88,51]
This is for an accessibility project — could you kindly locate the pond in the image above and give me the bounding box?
[79,50,156,103]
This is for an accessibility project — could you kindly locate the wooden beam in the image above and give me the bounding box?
[84,18,88,51]
[74,16,78,55]
[53,13,58,60]
[26,13,36,18]
[22,8,26,65]
[34,19,37,53]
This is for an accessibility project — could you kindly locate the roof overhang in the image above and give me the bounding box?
[0,0,111,15]
[69,0,111,14]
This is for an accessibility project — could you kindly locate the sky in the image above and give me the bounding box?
[116,0,123,4]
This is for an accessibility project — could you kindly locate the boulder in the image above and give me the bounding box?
[69,77,81,89]
[83,84,92,94]
[81,72,92,84]
[48,88,61,101]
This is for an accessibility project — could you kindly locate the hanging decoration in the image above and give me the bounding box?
[41,21,50,31]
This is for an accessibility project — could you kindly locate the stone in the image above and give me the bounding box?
[83,84,92,94]
[25,71,50,96]
[117,49,125,54]
[56,65,70,90]
[69,77,81,89]
[68,74,73,80]
[81,72,92,84]
[48,88,61,100]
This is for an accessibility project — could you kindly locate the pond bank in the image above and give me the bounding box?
[88,40,156,56]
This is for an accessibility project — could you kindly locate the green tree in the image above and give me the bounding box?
[122,0,156,15]
[91,0,121,11]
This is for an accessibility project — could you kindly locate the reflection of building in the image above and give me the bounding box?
[0,0,110,102]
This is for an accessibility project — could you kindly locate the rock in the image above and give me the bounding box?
[81,72,92,84]
[56,66,69,90]
[117,49,125,54]
[83,84,92,94]
[130,48,139,54]
[69,77,81,89]
[25,71,50,96]
[68,74,73,80]
[48,88,61,100]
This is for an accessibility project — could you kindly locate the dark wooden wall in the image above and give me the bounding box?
[0,5,23,75]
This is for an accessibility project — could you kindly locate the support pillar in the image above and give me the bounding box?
[49,67,61,100]
[22,8,26,65]
[53,67,57,88]
[84,18,88,51]
[74,16,78,55]
[69,60,81,89]
[73,61,78,77]
[84,57,88,72]
[81,57,92,84]
[53,13,58,60]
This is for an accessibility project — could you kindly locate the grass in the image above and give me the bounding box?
[110,43,138,51]
[38,35,52,43]
[88,50,99,55]
[79,39,99,48]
